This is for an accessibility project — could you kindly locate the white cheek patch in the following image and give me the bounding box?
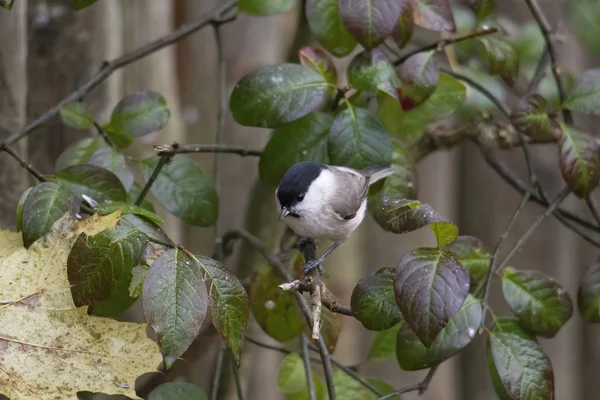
[293,169,336,215]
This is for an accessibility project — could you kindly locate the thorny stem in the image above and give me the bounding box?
[135,155,172,206]
[300,334,317,400]
[154,143,262,157]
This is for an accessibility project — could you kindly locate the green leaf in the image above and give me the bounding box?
[351,267,403,331]
[566,0,600,55]
[128,182,156,213]
[143,248,208,369]
[148,382,207,400]
[397,51,439,110]
[55,138,103,172]
[277,353,306,394]
[88,147,134,191]
[578,259,600,322]
[108,91,170,137]
[510,94,554,140]
[487,318,554,400]
[16,187,32,233]
[376,92,404,139]
[563,69,600,115]
[367,323,401,362]
[392,1,414,48]
[411,0,456,32]
[103,124,134,149]
[394,248,470,346]
[129,265,149,298]
[56,164,127,203]
[259,113,332,185]
[60,102,94,129]
[230,64,330,128]
[338,0,404,50]
[392,73,466,142]
[328,107,392,170]
[364,379,401,400]
[444,236,490,290]
[367,143,416,199]
[476,36,519,86]
[119,213,171,245]
[285,373,327,400]
[239,0,294,16]
[67,221,147,317]
[21,182,79,248]
[466,0,496,21]
[501,267,573,338]
[557,123,600,198]
[305,0,357,57]
[250,266,306,342]
[299,46,337,87]
[333,370,386,399]
[196,256,249,366]
[97,201,164,225]
[347,49,398,99]
[0,0,15,10]
[141,155,219,227]
[396,295,481,370]
[515,22,545,68]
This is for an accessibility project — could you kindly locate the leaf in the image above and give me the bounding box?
[396,295,482,370]
[397,51,439,110]
[230,63,331,128]
[195,256,249,366]
[502,267,573,338]
[391,73,466,141]
[97,201,164,225]
[103,123,134,149]
[333,370,389,399]
[318,308,343,353]
[351,267,403,331]
[239,0,294,16]
[0,213,161,399]
[250,266,306,342]
[565,0,600,55]
[141,155,219,226]
[338,0,403,50]
[328,107,392,170]
[55,138,103,172]
[16,187,32,233]
[119,213,172,245]
[143,248,208,369]
[557,123,600,198]
[0,0,15,10]
[364,379,401,399]
[515,22,545,68]
[476,36,519,86]
[109,91,170,137]
[563,68,600,115]
[88,147,135,191]
[130,265,149,298]
[67,219,148,317]
[466,0,496,21]
[60,102,94,129]
[578,259,600,322]
[73,0,98,10]
[394,248,470,346]
[56,164,127,204]
[376,92,404,139]
[510,94,554,140]
[411,0,456,32]
[299,46,337,86]
[392,1,414,48]
[22,182,79,248]
[347,49,398,99]
[285,373,327,400]
[305,0,357,57]
[367,323,401,362]
[277,353,307,394]
[368,143,417,199]
[444,236,490,290]
[487,318,554,400]
[148,382,207,400]
[259,112,332,185]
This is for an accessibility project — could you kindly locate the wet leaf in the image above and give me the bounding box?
[466,0,496,21]
[444,236,490,290]
[563,68,600,115]
[305,0,357,57]
[339,0,404,49]
[130,265,149,298]
[394,247,469,346]
[347,49,398,99]
[367,323,401,362]
[396,295,481,370]
[299,46,337,86]
[393,1,414,48]
[109,91,170,137]
[397,51,439,110]
[55,138,103,172]
[476,36,519,86]
[143,248,208,369]
[230,64,330,128]
[250,266,306,342]
[259,112,332,185]
[60,102,94,129]
[487,318,554,400]
[148,382,207,400]
[239,0,294,16]
[510,94,553,139]
[97,201,164,225]
[141,155,219,226]
[411,0,455,32]
[55,164,127,204]
[557,123,600,198]
[578,259,600,322]
[351,267,403,331]
[88,147,135,191]
[328,106,392,170]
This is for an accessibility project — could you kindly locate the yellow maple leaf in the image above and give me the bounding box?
[0,212,161,400]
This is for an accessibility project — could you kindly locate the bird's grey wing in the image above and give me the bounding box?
[329,168,369,220]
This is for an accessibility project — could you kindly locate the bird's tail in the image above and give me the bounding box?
[361,165,394,185]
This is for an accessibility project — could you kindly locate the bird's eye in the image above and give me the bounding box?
[297,194,305,202]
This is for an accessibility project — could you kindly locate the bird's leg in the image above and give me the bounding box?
[302,242,341,276]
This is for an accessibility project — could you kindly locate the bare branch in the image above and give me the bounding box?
[135,155,172,206]
[154,142,262,157]
[300,334,317,400]
[379,366,437,399]
[586,196,600,229]
[93,121,115,148]
[0,142,46,182]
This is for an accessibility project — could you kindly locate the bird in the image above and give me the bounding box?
[276,161,393,275]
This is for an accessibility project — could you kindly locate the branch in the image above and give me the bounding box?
[154,142,262,157]
[135,155,172,206]
[93,121,114,148]
[378,366,437,399]
[0,142,47,182]
[393,27,498,66]
[5,0,239,146]
[210,343,227,400]
[586,196,600,229]
[527,48,550,94]
[300,334,317,400]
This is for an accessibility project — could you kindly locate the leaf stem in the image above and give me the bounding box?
[154,143,262,157]
[301,334,317,400]
[527,48,549,94]
[93,121,115,148]
[135,155,172,206]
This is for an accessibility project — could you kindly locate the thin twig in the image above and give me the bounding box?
[210,343,227,400]
[527,48,550,94]
[231,357,244,400]
[135,155,171,206]
[300,335,317,400]
[0,143,47,182]
[524,0,573,125]
[154,143,262,157]
[394,27,498,66]
[93,121,114,148]
[586,196,600,229]
[379,366,437,399]
[5,0,239,146]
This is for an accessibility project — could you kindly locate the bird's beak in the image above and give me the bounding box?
[279,207,290,220]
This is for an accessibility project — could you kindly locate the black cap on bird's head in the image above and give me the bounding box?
[276,161,326,220]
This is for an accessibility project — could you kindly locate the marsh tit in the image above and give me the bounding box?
[276,161,393,274]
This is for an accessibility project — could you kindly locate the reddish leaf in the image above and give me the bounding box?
[510,94,554,139]
[396,51,439,110]
[339,0,404,49]
[393,1,415,48]
[410,0,456,32]
[299,46,338,86]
